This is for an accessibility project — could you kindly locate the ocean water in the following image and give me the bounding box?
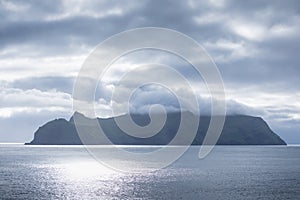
[0,144,300,199]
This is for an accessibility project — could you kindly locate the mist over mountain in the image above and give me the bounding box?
[26,112,286,145]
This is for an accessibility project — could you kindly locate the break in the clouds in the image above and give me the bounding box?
[0,0,299,143]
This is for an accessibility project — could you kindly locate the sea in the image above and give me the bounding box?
[0,144,300,199]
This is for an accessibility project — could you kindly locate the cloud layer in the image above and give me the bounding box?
[0,0,300,143]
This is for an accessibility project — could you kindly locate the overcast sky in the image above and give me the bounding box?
[0,0,299,143]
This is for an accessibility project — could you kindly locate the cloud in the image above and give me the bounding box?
[0,87,72,118]
[0,0,300,143]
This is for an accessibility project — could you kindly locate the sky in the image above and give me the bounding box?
[0,0,300,143]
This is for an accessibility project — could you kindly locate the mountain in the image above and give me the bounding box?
[25,112,286,145]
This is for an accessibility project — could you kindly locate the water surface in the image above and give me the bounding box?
[0,144,299,199]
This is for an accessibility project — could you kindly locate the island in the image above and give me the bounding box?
[25,112,286,145]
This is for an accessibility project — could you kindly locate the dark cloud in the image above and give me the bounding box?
[1,0,299,90]
[0,0,228,54]
[10,76,74,93]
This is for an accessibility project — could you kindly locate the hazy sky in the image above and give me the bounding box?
[0,0,300,143]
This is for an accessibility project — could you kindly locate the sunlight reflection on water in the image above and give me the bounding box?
[60,161,116,179]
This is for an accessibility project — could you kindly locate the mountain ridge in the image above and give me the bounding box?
[25,111,286,145]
